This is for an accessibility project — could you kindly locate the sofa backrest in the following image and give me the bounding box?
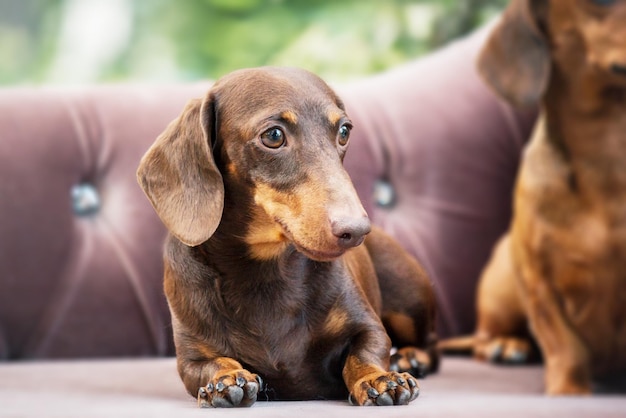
[0,27,535,359]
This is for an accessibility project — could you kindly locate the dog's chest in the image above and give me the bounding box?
[211,259,353,396]
[517,126,626,372]
[218,291,350,400]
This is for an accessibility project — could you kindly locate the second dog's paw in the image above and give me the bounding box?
[197,370,262,408]
[390,347,432,378]
[475,337,533,364]
[349,371,419,406]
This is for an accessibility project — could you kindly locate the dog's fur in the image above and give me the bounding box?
[440,0,626,395]
[137,67,438,407]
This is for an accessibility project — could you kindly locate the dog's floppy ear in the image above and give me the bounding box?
[137,93,224,246]
[478,0,550,108]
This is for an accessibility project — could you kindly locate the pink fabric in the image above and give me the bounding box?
[0,84,208,358]
[0,27,535,359]
[2,358,625,416]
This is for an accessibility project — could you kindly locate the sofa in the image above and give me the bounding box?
[1,24,624,417]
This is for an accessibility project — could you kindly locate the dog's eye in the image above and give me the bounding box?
[338,124,351,146]
[261,127,285,149]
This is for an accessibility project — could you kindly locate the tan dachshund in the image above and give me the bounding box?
[440,0,626,395]
[137,67,438,407]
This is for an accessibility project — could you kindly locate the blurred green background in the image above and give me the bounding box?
[0,0,507,85]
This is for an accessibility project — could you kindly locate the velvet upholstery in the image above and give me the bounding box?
[1,358,624,418]
[0,84,209,359]
[0,26,533,360]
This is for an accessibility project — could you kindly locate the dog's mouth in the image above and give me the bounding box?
[276,218,345,262]
[291,242,345,262]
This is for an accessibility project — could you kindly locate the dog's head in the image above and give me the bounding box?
[478,0,626,107]
[137,67,370,261]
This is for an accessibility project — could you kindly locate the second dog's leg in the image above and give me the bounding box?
[473,235,535,363]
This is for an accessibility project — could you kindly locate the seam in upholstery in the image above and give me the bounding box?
[382,212,458,337]
[19,95,98,358]
[414,196,500,221]
[87,90,167,356]
[23,88,166,356]
[363,91,395,181]
[349,88,459,335]
[66,93,99,182]
[21,225,92,357]
[98,216,167,355]
[90,93,116,181]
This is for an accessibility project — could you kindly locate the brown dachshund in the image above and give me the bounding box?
[137,67,438,407]
[440,0,626,395]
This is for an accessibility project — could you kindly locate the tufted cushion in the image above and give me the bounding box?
[0,26,535,359]
[0,84,208,359]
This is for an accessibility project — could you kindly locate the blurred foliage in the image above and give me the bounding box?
[0,0,507,85]
[0,0,63,83]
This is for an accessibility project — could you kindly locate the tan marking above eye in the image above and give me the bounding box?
[327,109,344,126]
[280,110,298,125]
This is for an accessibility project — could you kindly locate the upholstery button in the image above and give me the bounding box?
[374,179,395,208]
[71,183,101,216]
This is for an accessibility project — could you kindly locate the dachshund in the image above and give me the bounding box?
[439,0,626,395]
[137,67,438,407]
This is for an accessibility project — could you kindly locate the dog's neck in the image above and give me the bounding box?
[196,218,339,322]
[540,67,626,197]
[545,65,626,117]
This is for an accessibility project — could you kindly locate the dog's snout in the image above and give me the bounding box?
[611,63,626,77]
[332,217,371,249]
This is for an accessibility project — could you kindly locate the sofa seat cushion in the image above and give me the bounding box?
[1,357,624,417]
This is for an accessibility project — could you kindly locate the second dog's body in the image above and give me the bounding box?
[441,0,626,395]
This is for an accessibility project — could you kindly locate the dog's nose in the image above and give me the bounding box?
[611,63,626,77]
[332,217,371,249]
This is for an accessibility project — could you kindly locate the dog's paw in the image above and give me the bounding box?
[197,370,262,408]
[475,337,534,364]
[348,371,419,406]
[390,347,432,378]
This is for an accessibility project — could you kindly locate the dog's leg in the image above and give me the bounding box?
[343,328,420,406]
[164,257,262,408]
[521,269,592,395]
[172,327,262,408]
[472,235,536,363]
[363,227,439,376]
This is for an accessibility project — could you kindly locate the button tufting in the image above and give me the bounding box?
[373,179,395,208]
[71,183,101,216]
